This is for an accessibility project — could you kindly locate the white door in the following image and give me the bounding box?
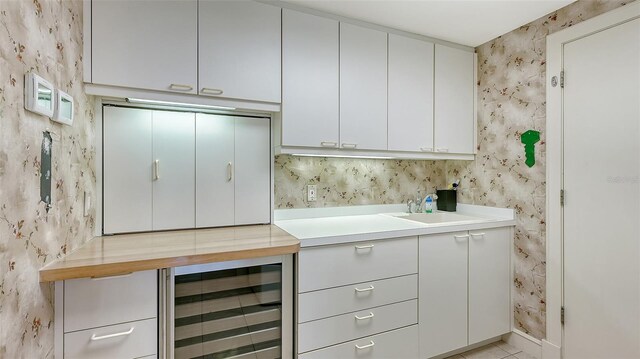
[195,114,235,228]
[434,45,475,154]
[234,117,271,225]
[339,23,388,151]
[91,0,197,94]
[282,9,339,148]
[103,107,153,234]
[563,18,640,359]
[198,0,281,103]
[419,232,468,358]
[152,111,195,231]
[468,227,511,344]
[388,34,434,152]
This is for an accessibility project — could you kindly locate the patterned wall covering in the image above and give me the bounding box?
[274,0,632,340]
[0,1,95,357]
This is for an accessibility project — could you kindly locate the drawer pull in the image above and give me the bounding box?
[320,141,338,147]
[354,244,374,250]
[354,312,375,320]
[91,327,134,341]
[436,148,449,153]
[470,232,485,238]
[454,234,470,240]
[355,341,375,350]
[354,285,375,293]
[420,147,433,152]
[341,143,357,149]
[201,87,224,95]
[169,83,193,91]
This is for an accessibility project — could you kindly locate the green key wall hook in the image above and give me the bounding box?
[521,130,540,168]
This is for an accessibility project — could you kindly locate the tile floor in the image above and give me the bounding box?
[445,341,537,359]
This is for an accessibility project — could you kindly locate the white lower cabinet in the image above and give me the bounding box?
[419,227,512,358]
[56,270,158,359]
[64,318,157,359]
[299,325,419,359]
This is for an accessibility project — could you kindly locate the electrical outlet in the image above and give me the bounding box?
[307,184,317,202]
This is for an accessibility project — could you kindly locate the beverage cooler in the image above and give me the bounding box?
[159,256,293,359]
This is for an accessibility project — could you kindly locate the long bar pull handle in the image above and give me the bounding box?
[201,87,224,95]
[354,312,375,320]
[153,160,160,181]
[341,143,357,149]
[355,341,375,350]
[454,234,470,240]
[169,84,193,92]
[420,147,434,152]
[354,244,374,250]
[91,327,134,341]
[227,162,233,182]
[321,141,338,148]
[354,285,375,293]
[470,232,486,238]
[436,148,449,153]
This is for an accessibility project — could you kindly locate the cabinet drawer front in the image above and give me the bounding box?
[64,270,157,333]
[298,299,417,353]
[298,274,417,323]
[298,237,418,293]
[64,318,157,359]
[299,325,419,359]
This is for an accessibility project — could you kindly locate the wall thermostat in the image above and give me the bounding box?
[24,73,55,118]
[53,89,74,126]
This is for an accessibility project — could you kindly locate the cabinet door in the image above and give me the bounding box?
[434,44,475,154]
[388,34,434,152]
[468,227,511,344]
[152,111,195,230]
[195,114,235,228]
[282,9,339,148]
[234,117,271,225]
[339,23,388,150]
[419,232,468,358]
[92,0,197,94]
[198,1,281,103]
[103,107,153,234]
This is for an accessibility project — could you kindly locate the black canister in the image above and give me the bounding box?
[436,189,457,212]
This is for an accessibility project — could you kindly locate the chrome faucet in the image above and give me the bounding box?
[407,199,415,213]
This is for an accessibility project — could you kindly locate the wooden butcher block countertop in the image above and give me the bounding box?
[39,225,299,282]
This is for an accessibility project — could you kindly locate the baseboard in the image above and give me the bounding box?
[502,330,542,359]
[431,336,502,359]
[541,339,561,359]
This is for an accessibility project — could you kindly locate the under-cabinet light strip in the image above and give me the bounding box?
[125,98,236,111]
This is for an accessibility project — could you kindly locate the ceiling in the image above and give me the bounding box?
[284,0,575,47]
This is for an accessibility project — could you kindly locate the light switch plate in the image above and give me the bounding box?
[307,185,317,202]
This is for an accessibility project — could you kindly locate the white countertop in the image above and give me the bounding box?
[274,204,516,247]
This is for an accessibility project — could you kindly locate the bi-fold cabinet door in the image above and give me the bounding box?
[195,114,271,228]
[103,107,195,234]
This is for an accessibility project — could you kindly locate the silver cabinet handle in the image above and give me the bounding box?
[321,141,338,148]
[355,244,374,250]
[436,148,449,152]
[201,87,224,95]
[354,285,375,293]
[169,84,193,91]
[227,162,233,182]
[153,159,160,181]
[470,232,485,238]
[341,143,357,149]
[354,312,375,320]
[355,341,375,350]
[454,234,470,240]
[91,327,134,341]
[420,147,434,152]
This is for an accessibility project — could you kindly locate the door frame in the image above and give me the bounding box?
[545,3,640,358]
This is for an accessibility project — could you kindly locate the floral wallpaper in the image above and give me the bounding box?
[274,0,632,340]
[0,0,95,357]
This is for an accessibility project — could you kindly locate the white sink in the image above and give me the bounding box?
[384,212,483,224]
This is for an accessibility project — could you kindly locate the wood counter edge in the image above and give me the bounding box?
[39,242,300,283]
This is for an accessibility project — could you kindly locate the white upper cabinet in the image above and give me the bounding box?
[339,23,388,151]
[103,107,153,234]
[198,1,281,103]
[92,0,197,94]
[388,34,434,152]
[282,9,339,148]
[434,44,475,154]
